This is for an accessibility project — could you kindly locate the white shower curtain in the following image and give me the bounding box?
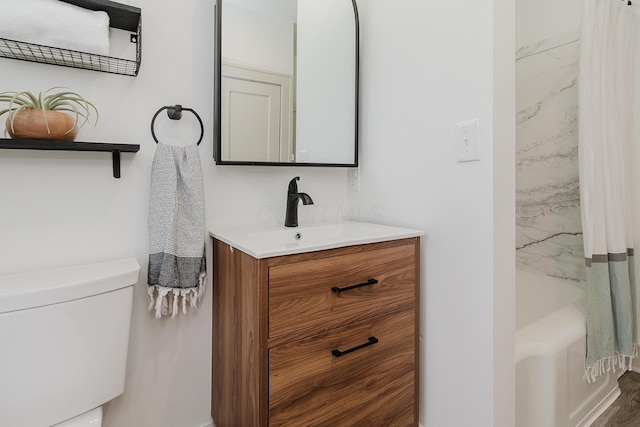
[579,0,638,382]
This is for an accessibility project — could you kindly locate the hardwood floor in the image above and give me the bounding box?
[592,372,640,426]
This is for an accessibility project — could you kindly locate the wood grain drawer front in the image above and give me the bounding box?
[269,306,416,426]
[269,244,415,338]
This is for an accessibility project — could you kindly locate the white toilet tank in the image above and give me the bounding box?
[0,258,140,427]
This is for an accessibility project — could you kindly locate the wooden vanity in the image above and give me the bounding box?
[211,232,420,426]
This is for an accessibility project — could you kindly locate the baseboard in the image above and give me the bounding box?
[575,385,621,427]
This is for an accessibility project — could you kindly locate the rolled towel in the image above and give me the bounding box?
[0,0,110,55]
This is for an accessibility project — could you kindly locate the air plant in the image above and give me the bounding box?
[0,87,98,136]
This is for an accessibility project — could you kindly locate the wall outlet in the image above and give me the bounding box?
[348,168,360,191]
[455,119,480,163]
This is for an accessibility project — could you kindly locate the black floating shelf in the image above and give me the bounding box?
[0,0,141,76]
[0,138,140,179]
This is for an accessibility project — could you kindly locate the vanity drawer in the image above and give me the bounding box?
[268,243,415,338]
[269,306,416,426]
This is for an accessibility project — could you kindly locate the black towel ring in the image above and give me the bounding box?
[151,105,204,146]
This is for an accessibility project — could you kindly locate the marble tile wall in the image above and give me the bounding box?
[516,30,585,282]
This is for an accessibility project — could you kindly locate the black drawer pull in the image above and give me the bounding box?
[331,278,378,295]
[332,336,379,357]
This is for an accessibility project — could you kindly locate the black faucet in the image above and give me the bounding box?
[285,177,314,227]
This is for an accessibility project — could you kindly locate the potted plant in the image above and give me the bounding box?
[0,87,98,141]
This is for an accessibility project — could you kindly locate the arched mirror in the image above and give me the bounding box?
[214,0,359,166]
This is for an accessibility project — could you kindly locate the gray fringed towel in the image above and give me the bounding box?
[148,142,206,319]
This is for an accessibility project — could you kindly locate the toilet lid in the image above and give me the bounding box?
[0,258,140,313]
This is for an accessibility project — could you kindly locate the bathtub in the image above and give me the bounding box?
[515,269,620,427]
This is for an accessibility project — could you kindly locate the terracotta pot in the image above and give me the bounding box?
[5,109,78,141]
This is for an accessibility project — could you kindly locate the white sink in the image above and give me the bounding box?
[210,221,423,259]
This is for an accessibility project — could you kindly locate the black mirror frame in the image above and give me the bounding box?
[213,0,359,167]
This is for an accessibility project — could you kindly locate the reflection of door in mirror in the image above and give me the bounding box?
[222,64,292,162]
[222,0,296,162]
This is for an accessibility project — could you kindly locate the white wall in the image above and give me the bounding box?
[350,0,515,426]
[223,1,294,75]
[0,1,346,426]
[224,0,297,24]
[493,0,517,424]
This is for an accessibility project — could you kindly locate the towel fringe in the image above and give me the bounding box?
[585,343,640,383]
[147,272,206,319]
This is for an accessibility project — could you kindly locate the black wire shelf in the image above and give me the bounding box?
[0,138,140,179]
[0,0,141,76]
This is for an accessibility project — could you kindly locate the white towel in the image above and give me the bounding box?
[148,142,206,319]
[0,0,110,56]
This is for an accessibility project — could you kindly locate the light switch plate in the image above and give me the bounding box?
[348,168,360,191]
[455,119,480,163]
